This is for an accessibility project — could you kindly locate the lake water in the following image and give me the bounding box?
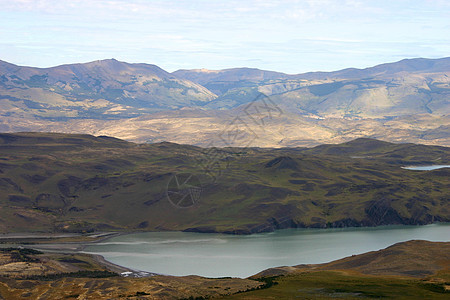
[83,223,450,278]
[402,165,450,171]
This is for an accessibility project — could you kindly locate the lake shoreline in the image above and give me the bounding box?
[1,221,449,243]
[83,223,450,278]
[0,232,159,277]
[181,219,450,235]
[2,222,449,278]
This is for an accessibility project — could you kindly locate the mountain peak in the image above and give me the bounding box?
[83,58,126,68]
[94,58,120,64]
[0,58,217,117]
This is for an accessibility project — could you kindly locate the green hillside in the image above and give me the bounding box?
[224,240,450,299]
[0,132,448,234]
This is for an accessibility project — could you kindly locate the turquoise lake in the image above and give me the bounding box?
[402,165,450,171]
[84,223,450,278]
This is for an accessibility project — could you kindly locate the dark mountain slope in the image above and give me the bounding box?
[0,132,448,234]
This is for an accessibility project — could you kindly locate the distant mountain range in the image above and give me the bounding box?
[175,57,450,115]
[0,57,449,146]
[0,58,215,118]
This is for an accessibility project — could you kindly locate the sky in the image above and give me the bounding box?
[0,0,449,73]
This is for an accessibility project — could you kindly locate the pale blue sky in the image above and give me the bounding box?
[0,0,449,73]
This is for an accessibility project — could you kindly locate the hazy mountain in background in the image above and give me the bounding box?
[175,57,450,83]
[0,57,448,147]
[0,58,216,119]
[175,57,450,114]
[173,67,291,96]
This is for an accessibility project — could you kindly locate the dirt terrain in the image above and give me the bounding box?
[0,247,262,299]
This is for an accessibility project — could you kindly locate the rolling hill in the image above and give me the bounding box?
[226,240,450,299]
[0,132,448,234]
